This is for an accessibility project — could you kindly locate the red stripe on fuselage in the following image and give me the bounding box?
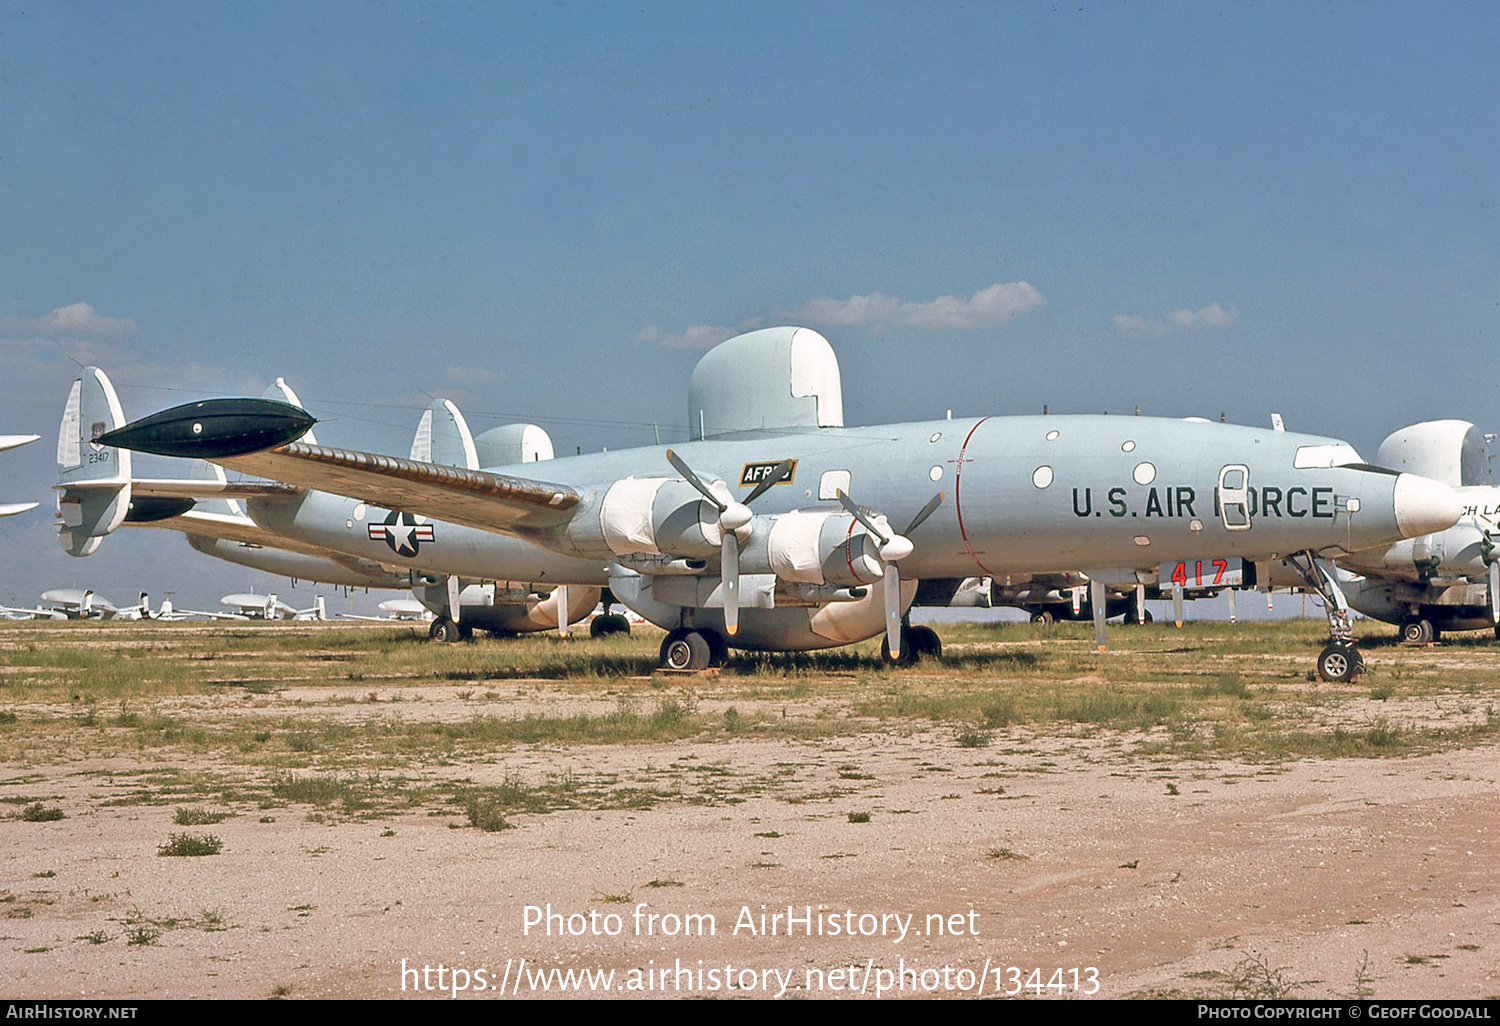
[953,417,995,577]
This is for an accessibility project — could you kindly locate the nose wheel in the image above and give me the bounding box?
[1316,641,1364,684]
[1287,552,1366,683]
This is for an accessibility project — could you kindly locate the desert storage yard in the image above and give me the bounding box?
[0,618,1495,1000]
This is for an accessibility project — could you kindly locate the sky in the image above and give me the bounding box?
[1,1,1497,612]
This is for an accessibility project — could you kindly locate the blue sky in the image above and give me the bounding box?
[2,1,1497,610]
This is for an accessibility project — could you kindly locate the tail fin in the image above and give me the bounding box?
[263,378,318,446]
[410,398,479,469]
[56,367,132,557]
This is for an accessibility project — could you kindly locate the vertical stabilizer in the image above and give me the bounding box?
[56,368,132,556]
[262,378,319,446]
[410,399,480,469]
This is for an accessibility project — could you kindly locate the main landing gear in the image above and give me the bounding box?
[659,628,728,671]
[881,622,943,665]
[1287,552,1364,683]
[1399,617,1439,646]
[589,614,631,638]
[589,589,632,638]
[428,615,473,643]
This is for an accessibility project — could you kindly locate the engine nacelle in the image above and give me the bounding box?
[1343,524,1489,581]
[747,510,886,588]
[598,477,729,560]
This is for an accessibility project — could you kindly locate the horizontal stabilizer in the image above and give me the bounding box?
[57,367,132,555]
[0,434,40,454]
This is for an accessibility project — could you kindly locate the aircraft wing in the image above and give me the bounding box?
[216,442,580,534]
[99,400,581,537]
[131,478,300,499]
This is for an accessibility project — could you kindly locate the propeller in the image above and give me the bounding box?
[1481,530,1500,624]
[835,490,944,660]
[665,450,789,635]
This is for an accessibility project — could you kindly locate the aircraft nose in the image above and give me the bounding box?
[1393,473,1463,538]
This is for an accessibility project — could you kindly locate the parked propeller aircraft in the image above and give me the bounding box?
[59,370,607,639]
[219,592,325,620]
[0,589,148,620]
[1327,420,1500,643]
[340,598,432,622]
[1,434,41,516]
[78,326,1463,681]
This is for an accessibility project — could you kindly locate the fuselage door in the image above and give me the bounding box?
[1218,464,1252,531]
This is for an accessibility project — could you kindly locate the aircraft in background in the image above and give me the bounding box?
[0,589,150,620]
[1329,420,1500,644]
[1,434,40,516]
[340,598,432,622]
[219,592,326,620]
[89,325,1462,681]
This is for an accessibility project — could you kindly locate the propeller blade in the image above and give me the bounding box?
[1090,579,1107,651]
[743,458,796,503]
[884,564,902,660]
[835,489,890,545]
[903,492,945,536]
[557,584,569,637]
[722,534,739,635]
[446,575,461,625]
[665,449,727,512]
[1490,561,1499,624]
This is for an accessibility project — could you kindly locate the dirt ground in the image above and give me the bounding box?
[2,672,1495,1002]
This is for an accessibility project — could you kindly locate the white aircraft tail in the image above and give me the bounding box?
[263,378,318,446]
[56,368,132,557]
[266,593,279,619]
[410,399,480,469]
[159,598,174,618]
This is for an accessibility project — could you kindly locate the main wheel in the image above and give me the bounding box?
[661,630,712,670]
[1400,618,1434,645]
[1316,643,1363,683]
[704,630,729,667]
[1030,610,1055,625]
[429,616,462,643]
[908,625,942,661]
[589,614,630,638]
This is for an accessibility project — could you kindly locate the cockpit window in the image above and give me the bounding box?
[1294,444,1362,469]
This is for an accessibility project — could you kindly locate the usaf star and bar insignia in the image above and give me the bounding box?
[368,510,434,556]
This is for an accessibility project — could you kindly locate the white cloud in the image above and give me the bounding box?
[446,365,499,384]
[636,323,744,351]
[21,302,138,335]
[1114,303,1236,337]
[787,281,1046,330]
[639,282,1044,349]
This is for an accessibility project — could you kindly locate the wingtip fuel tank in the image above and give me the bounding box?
[97,399,317,459]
